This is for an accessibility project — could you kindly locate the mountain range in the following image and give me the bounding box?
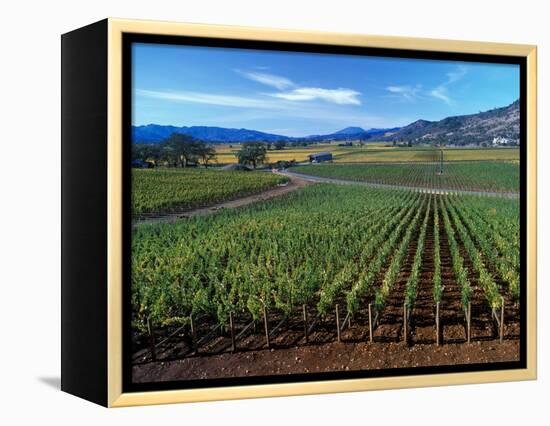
[132,100,519,145]
[379,99,519,145]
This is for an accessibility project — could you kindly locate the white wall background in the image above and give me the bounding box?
[1,0,547,423]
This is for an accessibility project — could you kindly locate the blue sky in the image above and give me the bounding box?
[132,43,520,137]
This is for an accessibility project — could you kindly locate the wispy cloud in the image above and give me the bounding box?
[429,87,451,105]
[429,65,468,105]
[237,69,362,105]
[446,65,468,83]
[236,70,295,90]
[135,89,286,109]
[268,87,361,105]
[386,85,421,101]
[136,88,399,135]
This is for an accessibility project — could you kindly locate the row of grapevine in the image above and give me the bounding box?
[443,197,503,310]
[344,194,425,316]
[317,191,418,315]
[432,196,443,303]
[405,195,432,310]
[440,197,472,311]
[373,196,428,312]
[451,197,520,300]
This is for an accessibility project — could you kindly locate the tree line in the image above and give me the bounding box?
[132,133,216,167]
[132,133,276,169]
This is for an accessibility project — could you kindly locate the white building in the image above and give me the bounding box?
[492,136,510,145]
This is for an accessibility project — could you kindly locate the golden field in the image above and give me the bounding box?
[213,142,519,164]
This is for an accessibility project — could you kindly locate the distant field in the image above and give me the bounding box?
[292,161,519,192]
[214,143,519,164]
[132,168,288,216]
[334,149,437,163]
[441,148,519,161]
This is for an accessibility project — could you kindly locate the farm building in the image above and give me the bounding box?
[131,159,155,169]
[309,152,333,163]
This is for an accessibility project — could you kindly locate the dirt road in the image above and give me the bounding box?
[134,173,312,226]
[281,170,519,199]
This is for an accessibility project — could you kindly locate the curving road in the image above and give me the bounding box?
[279,170,519,199]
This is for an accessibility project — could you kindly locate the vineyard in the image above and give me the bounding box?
[132,168,288,216]
[292,161,519,193]
[131,184,520,364]
[213,143,519,164]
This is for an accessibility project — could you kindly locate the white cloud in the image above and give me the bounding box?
[236,69,362,105]
[268,87,361,105]
[236,70,295,90]
[446,65,468,83]
[428,65,468,105]
[386,85,421,100]
[429,87,451,105]
[135,89,285,109]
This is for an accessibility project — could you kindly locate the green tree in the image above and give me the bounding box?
[235,142,267,169]
[274,140,287,150]
[196,144,217,168]
[132,144,161,164]
[162,133,206,167]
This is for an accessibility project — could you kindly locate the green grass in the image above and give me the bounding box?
[292,161,519,192]
[132,168,288,215]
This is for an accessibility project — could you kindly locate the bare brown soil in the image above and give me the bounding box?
[133,329,519,383]
[132,286,519,384]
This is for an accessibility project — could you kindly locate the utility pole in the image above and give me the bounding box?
[439,142,444,175]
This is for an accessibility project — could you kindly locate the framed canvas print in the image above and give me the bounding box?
[61,18,537,407]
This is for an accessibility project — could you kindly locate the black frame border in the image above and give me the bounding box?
[122,33,528,394]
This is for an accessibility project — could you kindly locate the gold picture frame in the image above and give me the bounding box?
[61,18,537,407]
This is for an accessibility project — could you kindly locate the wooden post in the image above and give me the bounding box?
[252,313,257,334]
[190,314,198,354]
[403,302,408,344]
[466,302,471,344]
[368,303,373,343]
[500,297,505,344]
[436,301,440,346]
[229,311,236,352]
[335,304,341,342]
[302,304,309,343]
[263,305,270,348]
[147,317,156,361]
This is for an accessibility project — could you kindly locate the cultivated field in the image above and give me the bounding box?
[213,143,519,164]
[292,161,519,193]
[130,143,521,383]
[132,168,288,216]
[131,177,520,379]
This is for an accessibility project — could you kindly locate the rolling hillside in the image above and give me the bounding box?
[132,99,519,146]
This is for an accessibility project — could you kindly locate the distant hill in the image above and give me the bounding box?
[381,100,519,145]
[305,126,401,142]
[132,124,293,144]
[132,124,401,144]
[132,100,519,145]
[333,126,366,135]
